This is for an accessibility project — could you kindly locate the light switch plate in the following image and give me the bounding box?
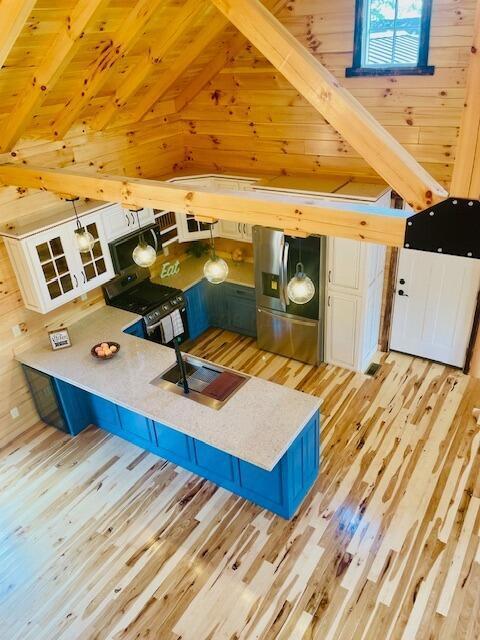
[10,407,20,419]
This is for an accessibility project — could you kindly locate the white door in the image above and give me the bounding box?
[390,249,480,367]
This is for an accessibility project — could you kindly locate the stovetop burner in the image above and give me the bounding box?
[104,273,183,316]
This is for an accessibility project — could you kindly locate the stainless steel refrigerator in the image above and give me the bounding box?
[253,226,326,365]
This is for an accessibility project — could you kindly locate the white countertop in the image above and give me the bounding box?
[15,306,320,470]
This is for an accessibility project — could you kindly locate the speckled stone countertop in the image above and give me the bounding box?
[15,306,320,470]
[150,255,254,291]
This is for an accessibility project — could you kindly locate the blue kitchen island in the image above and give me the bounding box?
[18,307,321,519]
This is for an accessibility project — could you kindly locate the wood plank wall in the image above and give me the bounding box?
[0,116,184,441]
[180,0,475,187]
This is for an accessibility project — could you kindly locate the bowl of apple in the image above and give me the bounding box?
[91,341,120,360]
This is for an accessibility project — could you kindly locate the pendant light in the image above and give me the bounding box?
[204,223,228,284]
[287,238,315,304]
[132,209,156,268]
[68,197,95,254]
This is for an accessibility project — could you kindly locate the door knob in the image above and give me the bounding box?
[398,289,408,296]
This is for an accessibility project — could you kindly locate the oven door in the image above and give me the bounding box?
[145,306,189,346]
[109,225,162,273]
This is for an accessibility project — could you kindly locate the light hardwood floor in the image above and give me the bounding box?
[1,329,479,639]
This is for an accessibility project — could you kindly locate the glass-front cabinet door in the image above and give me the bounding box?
[24,212,114,312]
[71,212,114,289]
[26,227,80,309]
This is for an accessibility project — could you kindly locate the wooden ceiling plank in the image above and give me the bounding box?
[0,0,109,153]
[0,0,36,69]
[0,163,408,246]
[450,0,480,199]
[50,0,164,140]
[132,10,231,123]
[175,0,288,113]
[92,0,205,131]
[208,0,447,211]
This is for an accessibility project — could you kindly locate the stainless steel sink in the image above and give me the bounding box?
[150,355,248,410]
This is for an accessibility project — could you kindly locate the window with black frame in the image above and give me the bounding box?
[346,0,434,77]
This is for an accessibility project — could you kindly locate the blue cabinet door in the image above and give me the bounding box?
[221,284,256,337]
[226,291,256,337]
[185,281,210,340]
[124,320,146,339]
[152,421,192,465]
[193,440,236,483]
[117,405,154,447]
[55,378,92,436]
[205,282,225,328]
[89,393,120,433]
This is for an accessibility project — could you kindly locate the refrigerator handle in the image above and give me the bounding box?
[278,238,286,307]
[283,241,290,303]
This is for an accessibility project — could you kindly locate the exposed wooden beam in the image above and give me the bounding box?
[0,0,36,69]
[450,0,480,199]
[132,11,230,122]
[209,0,447,212]
[0,164,408,246]
[0,0,109,153]
[92,0,205,131]
[175,0,288,113]
[50,0,163,140]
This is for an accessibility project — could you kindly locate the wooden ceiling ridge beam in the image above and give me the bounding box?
[50,0,164,140]
[0,0,110,154]
[92,0,206,131]
[131,10,232,123]
[0,0,36,69]
[208,0,447,212]
[174,0,289,113]
[0,163,408,247]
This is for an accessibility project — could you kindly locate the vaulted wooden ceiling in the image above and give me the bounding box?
[0,0,259,146]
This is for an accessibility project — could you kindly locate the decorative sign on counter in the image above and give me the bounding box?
[48,328,72,351]
[159,259,180,279]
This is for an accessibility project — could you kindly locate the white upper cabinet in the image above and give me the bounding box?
[170,177,217,243]
[172,175,257,243]
[72,211,115,290]
[4,210,114,314]
[102,204,154,241]
[327,237,363,293]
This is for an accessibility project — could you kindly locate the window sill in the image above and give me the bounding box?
[345,65,435,77]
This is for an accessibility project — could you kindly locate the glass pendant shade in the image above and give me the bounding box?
[204,256,229,284]
[132,238,157,268]
[287,262,315,304]
[74,227,95,253]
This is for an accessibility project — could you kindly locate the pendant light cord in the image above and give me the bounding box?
[209,224,216,260]
[69,197,81,231]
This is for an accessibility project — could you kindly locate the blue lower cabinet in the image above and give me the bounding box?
[89,393,120,433]
[225,289,256,337]
[46,368,318,519]
[238,460,283,506]
[54,378,92,436]
[152,420,191,465]
[193,440,237,483]
[185,281,210,340]
[117,405,154,447]
[124,320,146,339]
